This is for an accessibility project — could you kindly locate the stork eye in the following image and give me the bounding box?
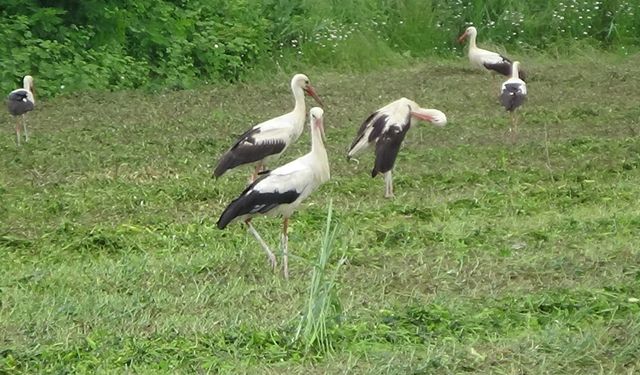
[305,80,309,84]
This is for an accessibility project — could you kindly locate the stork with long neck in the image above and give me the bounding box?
[213,73,323,182]
[347,98,447,198]
[458,26,527,81]
[217,107,330,279]
[500,61,527,139]
[6,75,35,145]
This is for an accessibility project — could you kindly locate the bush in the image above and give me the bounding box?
[1,0,638,97]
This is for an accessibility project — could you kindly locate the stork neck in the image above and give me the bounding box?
[23,77,35,103]
[310,124,325,154]
[511,63,520,79]
[468,32,477,49]
[292,86,306,115]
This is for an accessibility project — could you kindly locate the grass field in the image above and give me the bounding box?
[2,53,640,373]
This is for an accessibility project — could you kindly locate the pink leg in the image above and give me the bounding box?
[245,219,277,271]
[282,218,289,279]
[384,171,394,198]
[250,162,264,183]
[22,115,29,142]
[15,117,21,146]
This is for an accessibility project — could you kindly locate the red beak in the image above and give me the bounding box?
[315,117,326,141]
[411,111,433,122]
[457,32,467,44]
[304,85,324,107]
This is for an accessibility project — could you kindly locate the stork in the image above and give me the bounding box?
[6,75,35,145]
[213,73,323,181]
[458,26,527,81]
[347,98,447,198]
[217,107,330,279]
[500,61,527,139]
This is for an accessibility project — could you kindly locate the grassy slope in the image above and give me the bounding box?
[2,53,640,373]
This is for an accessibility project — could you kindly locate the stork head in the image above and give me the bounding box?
[411,108,447,127]
[309,107,325,141]
[457,26,477,43]
[292,73,324,107]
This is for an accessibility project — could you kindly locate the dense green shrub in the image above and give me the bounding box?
[1,0,638,97]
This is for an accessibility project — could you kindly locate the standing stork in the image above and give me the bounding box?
[213,73,323,181]
[500,61,527,139]
[458,26,526,81]
[7,75,35,145]
[217,107,330,279]
[347,98,447,198]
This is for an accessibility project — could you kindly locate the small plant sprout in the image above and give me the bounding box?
[295,201,345,353]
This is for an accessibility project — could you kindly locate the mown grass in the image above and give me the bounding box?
[2,52,640,373]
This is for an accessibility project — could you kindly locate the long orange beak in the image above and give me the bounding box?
[457,31,468,43]
[304,85,324,107]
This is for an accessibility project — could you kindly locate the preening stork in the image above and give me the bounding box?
[213,73,323,181]
[458,26,526,81]
[500,61,527,137]
[217,107,330,279]
[6,75,35,145]
[347,98,447,198]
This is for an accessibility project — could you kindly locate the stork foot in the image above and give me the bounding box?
[266,252,277,271]
[384,192,395,199]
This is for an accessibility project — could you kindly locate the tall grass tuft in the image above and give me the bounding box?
[295,201,345,354]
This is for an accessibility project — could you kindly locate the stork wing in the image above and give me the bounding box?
[500,81,527,111]
[216,159,313,228]
[372,112,411,176]
[213,116,296,177]
[347,111,390,157]
[480,51,527,80]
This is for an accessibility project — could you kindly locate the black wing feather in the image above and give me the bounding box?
[7,90,34,116]
[500,83,526,112]
[483,60,512,77]
[483,56,528,81]
[217,173,300,229]
[213,127,286,177]
[347,111,379,152]
[368,115,390,143]
[371,113,411,177]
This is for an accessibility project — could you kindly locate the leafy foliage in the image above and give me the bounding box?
[2,0,639,96]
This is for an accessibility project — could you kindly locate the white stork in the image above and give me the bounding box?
[213,73,323,181]
[6,75,35,145]
[217,107,330,279]
[500,61,527,137]
[347,98,447,198]
[458,26,527,81]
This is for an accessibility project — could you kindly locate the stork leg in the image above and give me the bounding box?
[22,115,29,142]
[281,217,289,279]
[245,219,277,271]
[14,117,21,146]
[384,171,394,198]
[509,111,518,143]
[250,162,264,183]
